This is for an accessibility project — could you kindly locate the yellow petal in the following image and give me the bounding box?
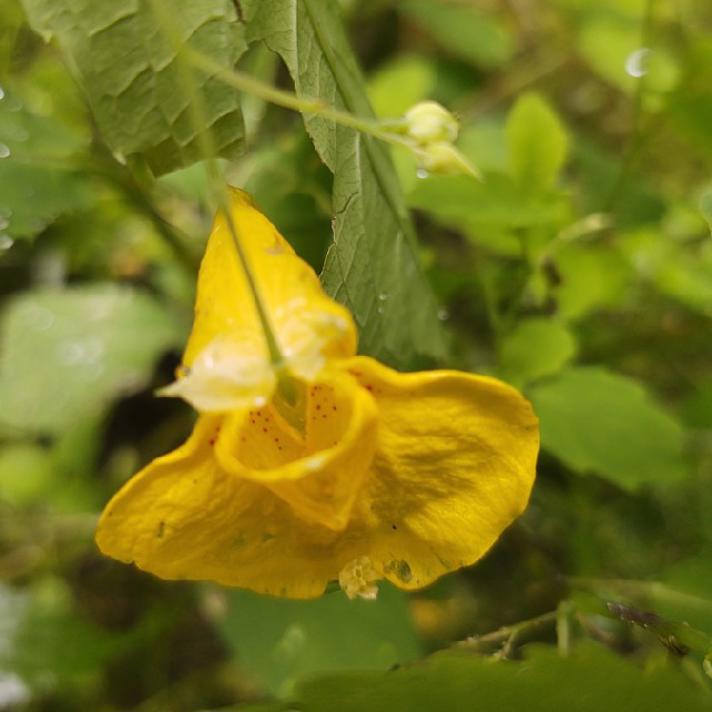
[182,189,356,376]
[95,416,371,599]
[214,369,377,530]
[341,356,539,590]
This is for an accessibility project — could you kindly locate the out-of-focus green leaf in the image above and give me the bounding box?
[458,120,508,175]
[699,187,712,235]
[620,228,712,317]
[0,87,90,238]
[244,0,446,366]
[506,93,569,194]
[368,55,436,117]
[681,378,712,430]
[409,174,570,255]
[0,285,184,435]
[554,244,631,320]
[529,367,688,489]
[239,643,712,712]
[0,444,54,507]
[20,0,246,175]
[2,577,131,688]
[219,586,421,696]
[499,317,577,388]
[400,0,515,69]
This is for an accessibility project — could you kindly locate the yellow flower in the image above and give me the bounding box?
[96,189,539,599]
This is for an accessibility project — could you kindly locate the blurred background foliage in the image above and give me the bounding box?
[1,0,712,709]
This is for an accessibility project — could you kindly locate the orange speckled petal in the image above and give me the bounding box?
[214,369,378,531]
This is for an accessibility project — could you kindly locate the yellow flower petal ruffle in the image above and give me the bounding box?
[183,189,356,374]
[341,356,539,590]
[95,417,350,598]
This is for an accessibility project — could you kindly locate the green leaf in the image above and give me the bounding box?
[219,586,421,696]
[20,0,247,175]
[251,643,712,712]
[0,285,184,435]
[0,87,90,239]
[554,244,631,321]
[0,444,54,507]
[409,174,570,255]
[367,54,436,118]
[699,187,712,235]
[499,318,577,388]
[400,0,515,69]
[506,93,568,194]
[529,367,688,489]
[244,0,446,366]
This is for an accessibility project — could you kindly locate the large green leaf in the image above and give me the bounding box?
[243,0,446,366]
[529,367,688,489]
[20,0,247,175]
[0,285,184,435]
[240,643,712,712]
[219,586,420,695]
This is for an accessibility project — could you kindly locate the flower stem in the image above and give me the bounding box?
[183,47,417,153]
[147,0,284,368]
[455,610,558,655]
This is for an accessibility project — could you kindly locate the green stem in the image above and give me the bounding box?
[183,47,417,154]
[455,610,558,654]
[147,0,284,368]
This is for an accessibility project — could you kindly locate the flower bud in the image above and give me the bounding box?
[419,141,481,179]
[404,101,459,144]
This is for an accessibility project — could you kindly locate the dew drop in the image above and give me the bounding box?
[416,167,429,179]
[0,86,4,100]
[0,235,13,251]
[0,144,10,159]
[437,308,449,321]
[625,47,651,78]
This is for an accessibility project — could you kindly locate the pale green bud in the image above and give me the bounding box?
[419,141,481,179]
[404,101,459,144]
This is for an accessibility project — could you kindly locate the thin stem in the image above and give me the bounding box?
[455,610,558,654]
[183,47,417,153]
[147,0,284,367]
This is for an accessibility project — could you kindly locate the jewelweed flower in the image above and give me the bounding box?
[96,189,539,599]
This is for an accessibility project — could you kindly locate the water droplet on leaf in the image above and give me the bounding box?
[625,47,651,78]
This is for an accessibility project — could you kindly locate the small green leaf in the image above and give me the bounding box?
[368,55,436,118]
[499,318,577,388]
[554,244,631,321]
[219,586,421,696]
[409,174,570,255]
[400,0,515,69]
[0,285,184,435]
[529,367,688,489]
[20,0,247,175]
[506,92,569,193]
